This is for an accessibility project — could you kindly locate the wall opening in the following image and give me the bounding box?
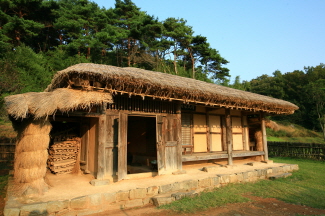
[127,116,157,174]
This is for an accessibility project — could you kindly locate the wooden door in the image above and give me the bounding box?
[118,112,128,181]
[156,114,181,175]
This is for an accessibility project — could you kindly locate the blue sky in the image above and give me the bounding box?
[94,0,325,82]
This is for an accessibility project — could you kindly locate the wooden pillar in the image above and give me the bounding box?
[225,109,233,165]
[97,103,107,180]
[118,111,128,181]
[105,110,118,180]
[176,102,182,170]
[206,108,211,153]
[261,112,269,161]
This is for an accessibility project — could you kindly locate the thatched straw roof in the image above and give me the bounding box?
[5,88,113,119]
[45,63,298,115]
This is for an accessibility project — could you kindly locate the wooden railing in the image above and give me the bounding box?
[268,141,325,160]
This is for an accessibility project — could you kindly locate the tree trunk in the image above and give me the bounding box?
[173,50,178,74]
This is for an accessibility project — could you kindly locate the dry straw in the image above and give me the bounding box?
[5,88,113,119]
[13,119,51,196]
[255,130,263,151]
[45,63,298,115]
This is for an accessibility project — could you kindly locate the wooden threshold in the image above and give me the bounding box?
[182,151,265,162]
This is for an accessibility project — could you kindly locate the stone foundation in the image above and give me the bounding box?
[4,163,299,216]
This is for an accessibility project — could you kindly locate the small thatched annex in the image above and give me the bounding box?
[5,63,298,195]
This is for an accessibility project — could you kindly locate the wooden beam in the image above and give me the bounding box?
[97,103,107,180]
[225,109,233,165]
[261,112,269,161]
[182,151,265,162]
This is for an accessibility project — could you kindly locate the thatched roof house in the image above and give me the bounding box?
[4,63,298,197]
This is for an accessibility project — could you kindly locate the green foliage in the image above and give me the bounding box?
[160,158,325,213]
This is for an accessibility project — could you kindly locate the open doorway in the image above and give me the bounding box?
[127,116,157,174]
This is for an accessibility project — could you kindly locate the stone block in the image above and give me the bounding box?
[116,191,129,201]
[267,168,273,175]
[241,171,249,181]
[172,182,181,191]
[210,176,220,186]
[151,197,175,207]
[202,166,219,172]
[282,165,291,172]
[171,191,197,200]
[3,207,20,216]
[147,186,159,196]
[88,193,103,208]
[272,166,282,174]
[198,178,212,188]
[20,203,48,216]
[115,201,127,209]
[143,197,151,205]
[235,172,244,182]
[159,184,173,194]
[129,188,147,199]
[47,200,69,214]
[229,174,238,183]
[90,179,110,186]
[70,196,89,210]
[172,170,187,175]
[218,174,230,184]
[102,192,116,204]
[291,164,299,171]
[269,173,292,180]
[180,179,198,190]
[125,199,144,208]
[255,169,267,177]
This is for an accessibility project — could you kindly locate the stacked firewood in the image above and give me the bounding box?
[48,136,81,174]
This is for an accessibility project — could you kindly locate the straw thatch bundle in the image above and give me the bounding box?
[5,88,113,119]
[265,120,280,131]
[45,63,298,115]
[255,130,263,151]
[13,118,51,196]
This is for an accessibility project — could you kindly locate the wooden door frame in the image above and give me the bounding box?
[118,112,158,181]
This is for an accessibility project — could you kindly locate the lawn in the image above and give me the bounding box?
[160,157,325,213]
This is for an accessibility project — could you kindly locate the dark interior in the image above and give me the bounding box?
[127,116,157,174]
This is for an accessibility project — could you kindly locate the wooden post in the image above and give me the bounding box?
[97,103,107,180]
[225,109,233,165]
[118,111,128,181]
[261,112,269,161]
[105,110,118,180]
[176,102,182,171]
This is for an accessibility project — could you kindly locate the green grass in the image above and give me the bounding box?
[160,157,325,213]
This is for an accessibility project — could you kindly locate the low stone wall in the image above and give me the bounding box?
[4,164,299,216]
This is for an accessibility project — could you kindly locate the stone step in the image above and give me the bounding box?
[269,172,292,180]
[151,190,199,207]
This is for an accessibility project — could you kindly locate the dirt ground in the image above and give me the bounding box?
[96,195,325,216]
